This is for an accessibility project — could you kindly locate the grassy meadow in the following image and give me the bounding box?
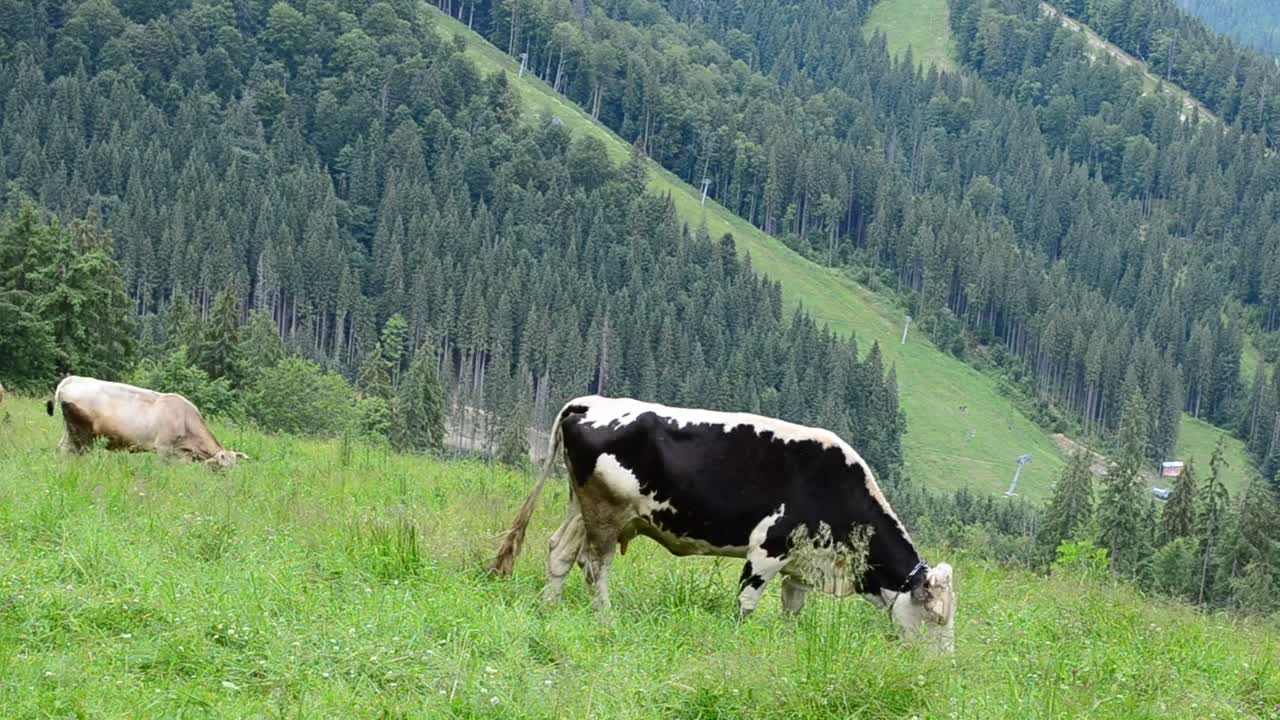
[2,395,1279,718]
[865,0,956,71]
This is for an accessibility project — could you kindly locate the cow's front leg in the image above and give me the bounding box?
[737,549,788,621]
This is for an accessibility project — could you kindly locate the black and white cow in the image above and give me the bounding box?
[490,396,956,651]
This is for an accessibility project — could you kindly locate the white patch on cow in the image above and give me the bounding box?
[593,453,673,516]
[748,504,786,549]
[566,395,912,541]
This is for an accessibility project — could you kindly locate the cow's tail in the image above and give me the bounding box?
[46,377,66,416]
[488,401,572,577]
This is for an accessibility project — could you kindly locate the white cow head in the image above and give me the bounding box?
[206,450,249,470]
[889,563,956,653]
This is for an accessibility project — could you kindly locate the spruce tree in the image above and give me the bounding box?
[391,343,445,454]
[1196,438,1231,605]
[1038,450,1096,562]
[165,292,201,353]
[1160,460,1198,545]
[239,308,284,376]
[1100,388,1151,577]
[194,287,244,385]
[381,313,409,388]
[356,342,393,403]
[1217,477,1279,609]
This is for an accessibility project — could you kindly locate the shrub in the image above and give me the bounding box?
[127,347,240,418]
[246,356,355,436]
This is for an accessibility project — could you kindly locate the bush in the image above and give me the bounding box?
[127,347,240,418]
[246,356,355,436]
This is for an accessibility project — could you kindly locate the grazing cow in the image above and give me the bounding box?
[47,376,247,469]
[0,381,5,406]
[490,396,956,651]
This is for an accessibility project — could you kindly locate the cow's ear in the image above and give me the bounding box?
[234,451,249,460]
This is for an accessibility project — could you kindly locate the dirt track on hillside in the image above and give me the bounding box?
[1039,3,1216,124]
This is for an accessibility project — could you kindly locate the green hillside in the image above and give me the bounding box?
[854,1,1257,495]
[1,397,1276,717]
[427,8,1066,500]
[865,0,956,71]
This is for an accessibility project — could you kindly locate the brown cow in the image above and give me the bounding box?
[47,375,247,469]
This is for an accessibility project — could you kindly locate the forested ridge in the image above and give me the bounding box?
[1176,0,1280,58]
[484,0,1237,459]
[1047,0,1280,141]
[0,0,905,477]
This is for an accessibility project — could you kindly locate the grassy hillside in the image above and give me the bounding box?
[1,396,1277,717]
[849,3,1255,495]
[865,0,956,71]
[427,8,1066,500]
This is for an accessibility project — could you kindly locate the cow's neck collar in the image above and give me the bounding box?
[899,560,928,592]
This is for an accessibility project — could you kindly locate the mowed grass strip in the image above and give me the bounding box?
[865,0,956,71]
[427,6,1067,499]
[0,396,1277,717]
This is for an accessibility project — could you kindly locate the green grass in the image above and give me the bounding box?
[429,7,1064,500]
[2,396,1278,717]
[864,0,956,71]
[1176,415,1254,496]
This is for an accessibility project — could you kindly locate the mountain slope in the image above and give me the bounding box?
[428,7,1067,499]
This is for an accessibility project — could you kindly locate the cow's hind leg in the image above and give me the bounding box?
[580,521,620,614]
[58,403,93,455]
[543,508,585,605]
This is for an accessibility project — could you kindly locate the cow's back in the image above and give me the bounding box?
[558,396,894,554]
[58,377,167,446]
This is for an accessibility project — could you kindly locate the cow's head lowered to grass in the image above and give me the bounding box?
[889,562,956,653]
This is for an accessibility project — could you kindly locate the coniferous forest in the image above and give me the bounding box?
[1,0,1278,615]
[1177,0,1280,57]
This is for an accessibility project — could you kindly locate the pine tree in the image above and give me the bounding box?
[194,287,244,385]
[381,313,410,388]
[1038,450,1096,562]
[1196,437,1231,605]
[239,308,284,377]
[1217,477,1279,609]
[1160,460,1198,545]
[1100,388,1151,577]
[391,343,446,454]
[356,342,394,403]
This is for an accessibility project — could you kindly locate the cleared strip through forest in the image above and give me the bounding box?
[425,5,1069,499]
[1040,2,1218,124]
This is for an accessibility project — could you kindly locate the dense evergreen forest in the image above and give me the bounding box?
[0,0,905,478]
[0,0,1276,612]
[1047,0,1280,140]
[949,0,1280,497]
[480,0,1262,461]
[1176,0,1280,57]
